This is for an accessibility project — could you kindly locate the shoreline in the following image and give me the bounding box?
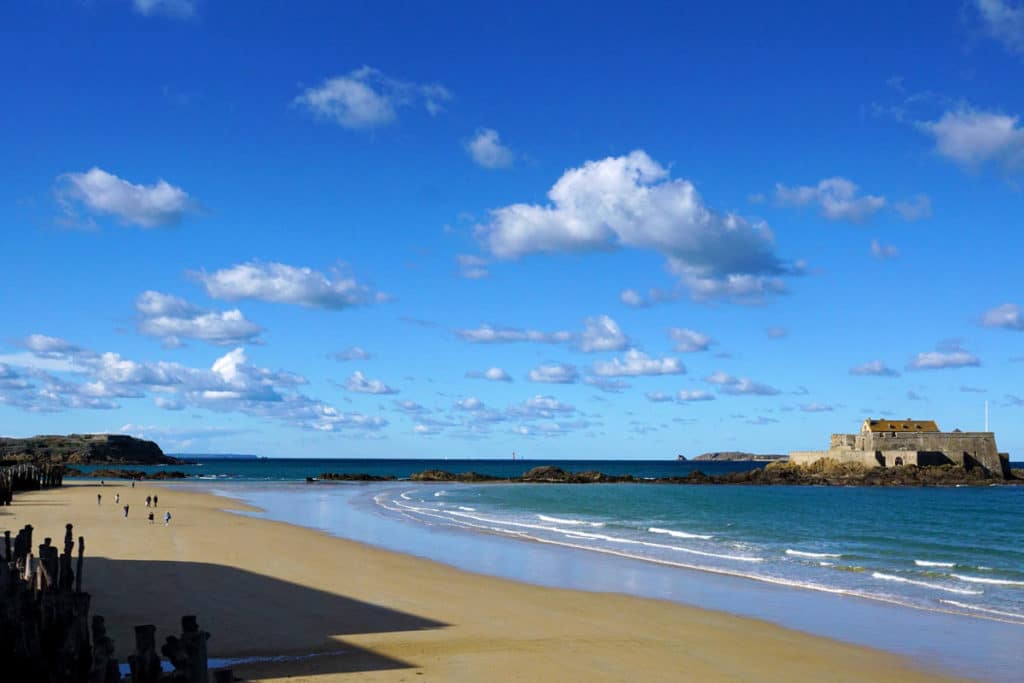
[3,481,978,682]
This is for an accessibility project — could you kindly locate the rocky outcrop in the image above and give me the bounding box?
[406,460,1022,487]
[0,434,180,466]
[69,469,188,481]
[315,473,397,482]
[692,451,787,461]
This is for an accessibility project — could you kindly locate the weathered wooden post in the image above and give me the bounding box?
[162,615,210,683]
[90,615,121,683]
[4,529,10,561]
[129,624,163,683]
[213,668,235,683]
[75,536,85,594]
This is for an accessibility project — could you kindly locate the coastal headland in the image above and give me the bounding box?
[2,481,968,682]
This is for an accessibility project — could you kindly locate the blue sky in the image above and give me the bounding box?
[2,0,1023,458]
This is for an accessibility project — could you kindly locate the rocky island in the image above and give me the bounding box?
[0,434,182,466]
[692,451,787,462]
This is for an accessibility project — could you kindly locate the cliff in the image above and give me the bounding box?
[693,451,787,461]
[0,434,180,466]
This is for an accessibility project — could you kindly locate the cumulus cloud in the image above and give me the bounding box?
[669,328,713,352]
[331,346,372,361]
[466,367,512,382]
[455,324,572,344]
[645,391,673,402]
[703,371,780,395]
[917,106,1024,168]
[893,194,932,221]
[579,315,629,352]
[197,261,387,309]
[800,402,834,412]
[475,151,795,302]
[528,363,579,384]
[135,291,262,347]
[133,0,195,18]
[870,239,899,260]
[58,167,194,228]
[974,0,1024,56]
[466,129,514,168]
[293,66,450,129]
[677,389,715,402]
[980,303,1024,330]
[592,349,684,377]
[775,177,886,222]
[582,376,630,393]
[907,344,981,370]
[22,334,82,355]
[343,370,399,394]
[850,360,901,377]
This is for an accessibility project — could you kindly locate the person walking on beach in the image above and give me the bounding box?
[97,493,101,505]
[131,481,135,488]
[153,494,158,507]
[123,504,129,518]
[148,511,154,524]
[164,511,171,526]
[146,495,151,507]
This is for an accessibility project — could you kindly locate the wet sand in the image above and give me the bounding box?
[2,481,969,682]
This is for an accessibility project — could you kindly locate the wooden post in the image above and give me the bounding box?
[76,536,85,594]
[129,624,163,683]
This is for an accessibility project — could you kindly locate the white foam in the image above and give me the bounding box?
[648,527,713,540]
[433,491,447,497]
[914,560,955,568]
[785,549,841,559]
[819,561,835,567]
[457,506,476,512]
[537,514,605,528]
[951,574,1024,587]
[871,572,982,596]
[939,600,1024,622]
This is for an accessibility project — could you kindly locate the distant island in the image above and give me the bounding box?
[0,434,182,466]
[691,452,787,462]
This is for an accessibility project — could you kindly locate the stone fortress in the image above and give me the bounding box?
[790,418,1011,479]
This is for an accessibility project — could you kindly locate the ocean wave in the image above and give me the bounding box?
[785,549,841,559]
[433,491,447,497]
[914,560,955,568]
[939,600,1024,622]
[537,514,605,527]
[951,574,1024,587]
[457,506,477,512]
[871,572,982,596]
[648,527,713,540]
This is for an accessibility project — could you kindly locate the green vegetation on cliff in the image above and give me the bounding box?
[0,434,180,466]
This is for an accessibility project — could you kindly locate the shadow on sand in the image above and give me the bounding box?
[86,557,448,677]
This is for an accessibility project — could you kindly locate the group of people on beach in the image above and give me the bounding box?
[96,488,171,525]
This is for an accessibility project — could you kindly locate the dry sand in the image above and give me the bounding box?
[2,481,967,682]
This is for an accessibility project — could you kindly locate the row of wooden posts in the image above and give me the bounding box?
[1,522,233,682]
[0,462,65,505]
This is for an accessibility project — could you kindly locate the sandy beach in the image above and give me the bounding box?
[2,481,968,682]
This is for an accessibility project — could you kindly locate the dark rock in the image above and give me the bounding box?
[0,434,181,466]
[316,473,397,481]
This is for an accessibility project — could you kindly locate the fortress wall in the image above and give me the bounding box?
[789,451,827,466]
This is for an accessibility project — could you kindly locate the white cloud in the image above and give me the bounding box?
[850,360,901,377]
[528,363,579,384]
[135,291,262,347]
[765,326,788,339]
[974,0,1024,55]
[466,129,514,168]
[344,370,399,394]
[645,391,673,402]
[918,106,1024,168]
[668,328,713,352]
[980,303,1024,330]
[703,371,780,395]
[677,389,715,402]
[476,150,793,302]
[456,324,571,344]
[870,239,899,260]
[133,0,195,18]
[58,167,194,228]
[592,349,684,377]
[775,177,886,222]
[582,376,630,393]
[800,402,834,412]
[579,315,629,352]
[331,346,372,361]
[457,254,490,279]
[22,334,82,355]
[293,66,450,129]
[466,367,512,382]
[197,261,387,309]
[907,345,981,370]
[893,194,932,221]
